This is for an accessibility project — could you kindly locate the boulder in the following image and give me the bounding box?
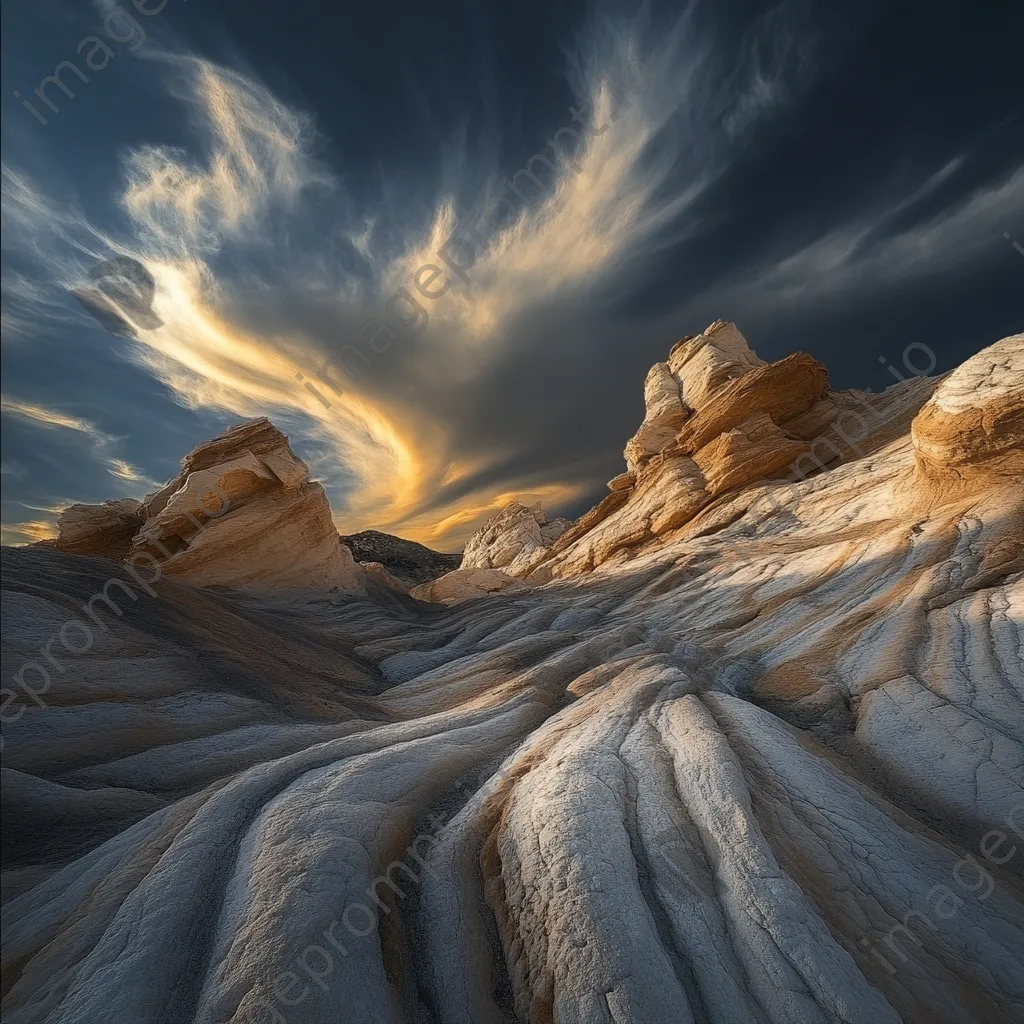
[358,561,410,592]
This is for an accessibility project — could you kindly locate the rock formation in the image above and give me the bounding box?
[49,498,145,561]
[463,321,959,582]
[340,530,462,586]
[459,500,570,576]
[46,418,366,595]
[3,326,1023,1024]
[411,566,531,605]
[912,332,1024,481]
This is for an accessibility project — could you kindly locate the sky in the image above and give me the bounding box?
[2,0,1022,551]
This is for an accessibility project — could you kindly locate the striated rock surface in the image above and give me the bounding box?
[3,328,1023,1024]
[49,498,144,561]
[691,410,811,496]
[47,418,366,595]
[623,319,764,472]
[410,567,532,605]
[460,500,570,576]
[912,332,1024,480]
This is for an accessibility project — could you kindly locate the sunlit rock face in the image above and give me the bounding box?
[3,331,1023,1024]
[46,417,366,595]
[912,332,1024,481]
[460,500,570,576]
[472,322,954,582]
[411,566,532,605]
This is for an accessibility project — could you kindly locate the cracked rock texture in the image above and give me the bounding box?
[2,327,1023,1024]
[460,501,571,576]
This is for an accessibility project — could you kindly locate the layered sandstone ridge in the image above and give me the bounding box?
[913,332,1024,480]
[462,320,847,579]
[45,498,144,562]
[3,325,1023,1024]
[463,324,1022,583]
[51,418,365,594]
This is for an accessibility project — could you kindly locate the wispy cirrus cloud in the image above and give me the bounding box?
[1,395,158,489]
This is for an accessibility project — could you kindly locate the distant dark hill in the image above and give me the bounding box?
[339,530,461,585]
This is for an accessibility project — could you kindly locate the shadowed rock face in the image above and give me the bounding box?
[2,328,1023,1024]
[340,530,462,586]
[48,499,145,561]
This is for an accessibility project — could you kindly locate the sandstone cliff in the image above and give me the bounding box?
[462,320,962,581]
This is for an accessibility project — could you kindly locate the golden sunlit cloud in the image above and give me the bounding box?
[79,46,707,547]
[1,396,96,433]
[0,520,57,546]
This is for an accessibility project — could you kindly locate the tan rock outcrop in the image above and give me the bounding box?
[912,334,1024,480]
[460,500,569,576]
[674,350,829,454]
[359,561,411,592]
[468,323,1016,588]
[50,418,366,595]
[666,318,764,408]
[622,362,689,470]
[411,567,531,604]
[51,498,144,561]
[692,411,811,496]
[479,323,834,579]
[623,320,764,472]
[132,419,364,593]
